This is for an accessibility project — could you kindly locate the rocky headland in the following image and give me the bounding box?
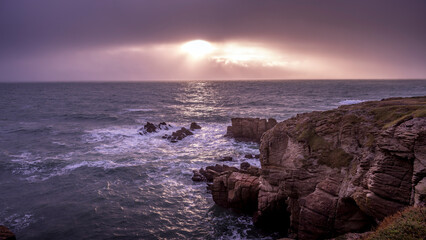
[199,96,426,239]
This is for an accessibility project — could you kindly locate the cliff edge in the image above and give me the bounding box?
[211,96,426,239]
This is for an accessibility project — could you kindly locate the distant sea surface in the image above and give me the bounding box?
[0,80,425,239]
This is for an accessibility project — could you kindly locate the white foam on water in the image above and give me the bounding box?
[2,213,34,232]
[338,99,366,105]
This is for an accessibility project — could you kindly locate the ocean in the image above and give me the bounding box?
[0,80,425,239]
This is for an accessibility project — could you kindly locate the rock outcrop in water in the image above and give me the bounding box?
[226,118,277,143]
[164,127,193,143]
[210,96,426,239]
[139,122,170,135]
[0,226,16,240]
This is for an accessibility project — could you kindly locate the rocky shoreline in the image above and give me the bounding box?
[194,96,426,239]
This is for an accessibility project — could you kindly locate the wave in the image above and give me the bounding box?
[62,113,118,121]
[124,108,154,113]
[338,99,366,105]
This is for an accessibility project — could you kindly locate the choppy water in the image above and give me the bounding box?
[0,80,425,239]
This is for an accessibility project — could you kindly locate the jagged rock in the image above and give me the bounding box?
[212,172,260,212]
[190,122,201,130]
[158,122,170,130]
[192,164,239,182]
[164,127,193,142]
[0,226,16,240]
[209,96,426,240]
[192,170,206,182]
[139,122,171,135]
[245,154,254,159]
[225,118,277,143]
[218,156,233,162]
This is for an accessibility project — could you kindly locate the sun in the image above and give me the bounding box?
[181,40,214,58]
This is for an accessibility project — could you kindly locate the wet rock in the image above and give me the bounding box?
[191,164,239,182]
[164,127,193,142]
[218,156,233,162]
[240,162,251,170]
[0,226,16,240]
[225,118,277,143]
[245,154,254,159]
[139,122,157,134]
[158,122,171,130]
[139,122,171,135]
[190,122,201,130]
[192,170,206,182]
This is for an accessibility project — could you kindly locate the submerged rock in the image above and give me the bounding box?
[209,96,426,239]
[218,156,233,162]
[190,122,201,130]
[225,118,277,143]
[0,226,16,240]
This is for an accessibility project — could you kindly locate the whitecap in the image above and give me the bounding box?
[338,99,366,105]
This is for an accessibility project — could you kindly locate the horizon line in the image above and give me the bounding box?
[1,78,426,83]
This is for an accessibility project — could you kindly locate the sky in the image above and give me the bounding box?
[0,0,426,82]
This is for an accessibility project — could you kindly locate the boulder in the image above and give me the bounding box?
[225,118,277,143]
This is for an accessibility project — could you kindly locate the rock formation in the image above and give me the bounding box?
[226,118,277,142]
[0,226,16,240]
[163,127,193,142]
[138,122,170,135]
[210,96,426,239]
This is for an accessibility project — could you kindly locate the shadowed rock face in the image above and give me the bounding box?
[211,96,426,239]
[226,118,277,143]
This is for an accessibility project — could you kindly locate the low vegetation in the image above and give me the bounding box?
[364,206,426,240]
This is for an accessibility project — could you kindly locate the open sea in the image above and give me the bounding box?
[0,80,425,239]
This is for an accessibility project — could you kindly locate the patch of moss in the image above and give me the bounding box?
[365,206,426,240]
[319,148,352,168]
[365,134,376,148]
[297,125,352,168]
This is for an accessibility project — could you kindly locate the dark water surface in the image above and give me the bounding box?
[0,80,425,239]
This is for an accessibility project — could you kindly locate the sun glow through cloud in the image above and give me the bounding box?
[180,40,301,69]
[180,40,215,58]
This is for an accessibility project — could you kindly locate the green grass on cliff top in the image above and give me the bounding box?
[361,96,426,128]
[364,206,426,240]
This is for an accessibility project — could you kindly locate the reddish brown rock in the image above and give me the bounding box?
[210,96,426,240]
[225,118,277,143]
[0,226,16,240]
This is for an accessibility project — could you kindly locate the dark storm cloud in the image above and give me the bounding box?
[1,0,426,81]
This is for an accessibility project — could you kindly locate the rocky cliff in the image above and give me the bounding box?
[211,96,426,239]
[226,118,277,143]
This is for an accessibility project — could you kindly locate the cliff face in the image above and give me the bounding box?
[212,97,426,239]
[226,118,277,143]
